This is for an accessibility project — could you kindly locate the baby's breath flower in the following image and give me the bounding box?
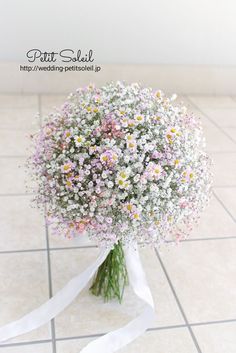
[28,81,212,246]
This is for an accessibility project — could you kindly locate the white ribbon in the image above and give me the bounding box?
[0,244,156,352]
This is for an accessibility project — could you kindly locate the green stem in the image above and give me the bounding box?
[90,241,128,303]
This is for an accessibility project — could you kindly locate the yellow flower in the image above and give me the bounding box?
[128,121,135,127]
[135,115,144,123]
[63,164,71,172]
[126,203,133,211]
[123,182,130,189]
[102,155,108,162]
[156,90,162,98]
[77,136,83,143]
[75,135,85,145]
[119,171,127,179]
[126,134,133,141]
[128,142,135,148]
[65,131,71,138]
[133,213,140,220]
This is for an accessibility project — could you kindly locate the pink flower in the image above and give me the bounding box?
[101,116,123,139]
[145,162,163,180]
[106,217,113,224]
[100,150,118,167]
[61,161,75,173]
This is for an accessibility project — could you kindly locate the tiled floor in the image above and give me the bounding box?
[0,94,236,353]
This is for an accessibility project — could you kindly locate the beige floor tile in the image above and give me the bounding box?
[214,187,236,220]
[191,195,236,238]
[0,109,40,131]
[187,96,236,109]
[0,129,31,156]
[50,247,184,338]
[41,95,68,116]
[184,104,236,152]
[49,230,94,249]
[223,127,236,143]
[204,123,236,152]
[0,196,46,251]
[193,322,236,353]
[200,108,236,128]
[56,328,198,353]
[0,95,38,109]
[159,239,236,323]
[0,252,51,343]
[0,343,52,353]
[0,157,31,194]
[184,102,206,121]
[211,152,236,186]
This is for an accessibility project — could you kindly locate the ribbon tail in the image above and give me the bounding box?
[0,247,110,342]
[80,244,156,353]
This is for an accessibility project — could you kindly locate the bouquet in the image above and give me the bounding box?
[29,81,212,301]
[0,82,212,352]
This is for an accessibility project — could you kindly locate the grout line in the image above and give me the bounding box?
[55,317,236,342]
[1,235,236,255]
[38,92,57,353]
[0,248,47,254]
[213,191,236,223]
[155,249,203,353]
[0,245,97,255]
[186,97,236,146]
[54,326,188,343]
[190,318,236,327]
[50,244,97,250]
[2,318,236,348]
[0,339,52,348]
[42,142,57,353]
[44,220,57,353]
[168,235,236,243]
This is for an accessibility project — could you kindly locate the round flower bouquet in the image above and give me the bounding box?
[31,81,211,299]
[0,82,212,352]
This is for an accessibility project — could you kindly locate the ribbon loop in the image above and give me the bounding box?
[0,244,156,353]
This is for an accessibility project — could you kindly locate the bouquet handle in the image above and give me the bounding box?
[0,244,156,353]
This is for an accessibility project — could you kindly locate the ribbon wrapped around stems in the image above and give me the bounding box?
[0,243,156,352]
